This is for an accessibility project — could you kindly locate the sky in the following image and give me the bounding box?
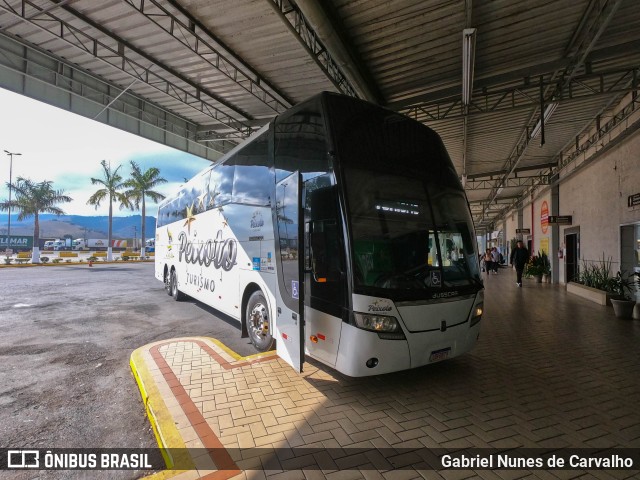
[0,88,212,217]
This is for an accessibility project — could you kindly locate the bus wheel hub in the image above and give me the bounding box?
[251,304,268,336]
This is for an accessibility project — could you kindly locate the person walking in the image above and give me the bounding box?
[483,248,493,277]
[510,240,529,287]
[491,247,501,274]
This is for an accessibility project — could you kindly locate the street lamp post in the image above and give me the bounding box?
[4,150,21,253]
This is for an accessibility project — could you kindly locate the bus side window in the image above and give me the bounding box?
[306,184,342,284]
[309,220,341,283]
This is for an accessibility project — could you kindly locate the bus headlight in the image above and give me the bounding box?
[353,312,404,338]
[470,302,483,327]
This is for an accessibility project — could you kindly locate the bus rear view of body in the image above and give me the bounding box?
[155,92,483,377]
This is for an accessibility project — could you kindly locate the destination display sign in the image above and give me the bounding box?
[548,215,573,225]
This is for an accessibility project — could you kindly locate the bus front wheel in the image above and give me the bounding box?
[246,291,275,352]
[170,270,185,301]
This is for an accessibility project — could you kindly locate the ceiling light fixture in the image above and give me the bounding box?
[530,102,558,139]
[462,28,477,106]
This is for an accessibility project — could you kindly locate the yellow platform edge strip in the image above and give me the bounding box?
[129,348,195,479]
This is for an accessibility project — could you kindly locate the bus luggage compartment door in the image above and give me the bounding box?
[274,172,304,372]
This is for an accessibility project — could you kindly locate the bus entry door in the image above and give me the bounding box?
[274,172,304,373]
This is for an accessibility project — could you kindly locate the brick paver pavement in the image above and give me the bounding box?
[131,270,640,479]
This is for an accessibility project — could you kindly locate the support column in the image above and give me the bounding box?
[551,184,560,284]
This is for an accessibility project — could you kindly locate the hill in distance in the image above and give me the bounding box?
[0,214,156,240]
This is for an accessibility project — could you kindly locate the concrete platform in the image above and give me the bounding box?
[130,270,640,479]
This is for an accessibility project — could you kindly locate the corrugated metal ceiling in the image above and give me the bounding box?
[0,0,638,229]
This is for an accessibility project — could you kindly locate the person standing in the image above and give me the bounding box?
[491,247,501,274]
[510,240,529,287]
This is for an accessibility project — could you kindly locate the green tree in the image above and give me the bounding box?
[0,177,72,262]
[87,160,130,261]
[123,161,167,256]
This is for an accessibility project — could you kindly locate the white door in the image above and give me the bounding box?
[274,172,304,372]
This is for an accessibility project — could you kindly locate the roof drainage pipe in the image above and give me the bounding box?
[294,0,378,103]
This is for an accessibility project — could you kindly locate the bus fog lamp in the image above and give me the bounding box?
[354,312,400,332]
[366,358,379,368]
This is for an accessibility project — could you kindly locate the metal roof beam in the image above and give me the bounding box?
[480,0,625,222]
[0,0,253,136]
[125,0,293,114]
[265,0,358,98]
[468,162,558,180]
[466,175,550,191]
[293,0,383,104]
[402,66,639,122]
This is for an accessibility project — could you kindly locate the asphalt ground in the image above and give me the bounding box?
[0,262,257,479]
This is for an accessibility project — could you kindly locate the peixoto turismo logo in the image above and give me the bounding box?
[178,229,237,271]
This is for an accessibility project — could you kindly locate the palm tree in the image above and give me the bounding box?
[0,177,72,263]
[87,160,130,261]
[123,161,167,256]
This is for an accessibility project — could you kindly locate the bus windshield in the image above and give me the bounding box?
[326,96,481,299]
[345,169,481,297]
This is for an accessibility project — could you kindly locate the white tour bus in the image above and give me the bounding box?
[155,92,484,376]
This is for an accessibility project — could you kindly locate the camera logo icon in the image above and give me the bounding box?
[7,450,40,468]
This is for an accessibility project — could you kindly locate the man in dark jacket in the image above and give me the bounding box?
[510,240,529,287]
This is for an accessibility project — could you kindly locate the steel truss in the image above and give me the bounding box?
[402,66,639,122]
[0,0,254,137]
[123,0,292,114]
[0,33,239,154]
[266,0,358,98]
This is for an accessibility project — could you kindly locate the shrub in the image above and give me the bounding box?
[52,258,62,264]
[65,259,72,263]
[88,256,98,262]
[576,254,613,291]
[41,257,50,263]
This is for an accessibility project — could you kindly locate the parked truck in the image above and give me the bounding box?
[73,238,128,251]
[53,239,73,251]
[73,238,108,250]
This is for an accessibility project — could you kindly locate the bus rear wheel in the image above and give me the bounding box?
[165,269,172,295]
[246,291,274,352]
[170,270,185,301]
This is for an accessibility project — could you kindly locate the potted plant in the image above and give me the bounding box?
[525,251,547,282]
[608,271,636,319]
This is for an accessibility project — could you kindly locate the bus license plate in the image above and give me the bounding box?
[429,347,451,362]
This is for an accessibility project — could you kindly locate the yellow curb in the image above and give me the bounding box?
[130,347,196,479]
[129,337,276,479]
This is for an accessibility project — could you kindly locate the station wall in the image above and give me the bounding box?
[558,128,640,282]
[499,126,640,284]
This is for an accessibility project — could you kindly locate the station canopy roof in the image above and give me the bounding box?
[1,0,638,230]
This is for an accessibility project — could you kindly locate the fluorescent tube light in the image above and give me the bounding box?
[462,28,477,106]
[530,102,558,139]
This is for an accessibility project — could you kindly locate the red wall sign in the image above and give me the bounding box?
[541,201,549,234]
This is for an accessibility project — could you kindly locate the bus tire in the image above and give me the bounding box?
[246,291,274,352]
[170,269,185,301]
[165,269,172,296]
